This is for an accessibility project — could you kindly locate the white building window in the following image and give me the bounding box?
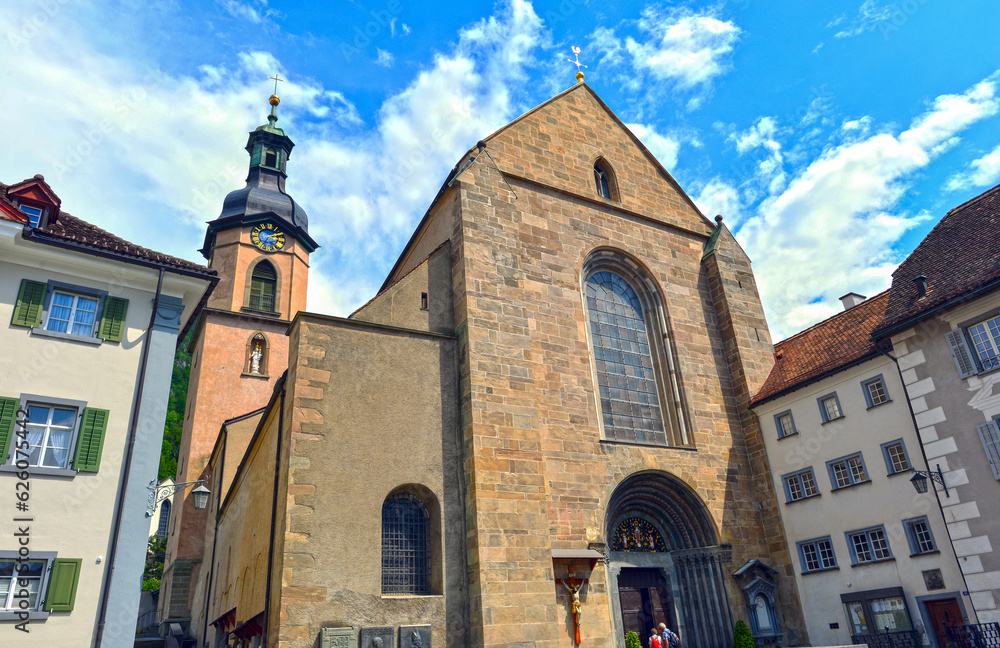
[828,453,868,490]
[46,291,99,337]
[25,404,77,469]
[818,393,843,422]
[0,559,45,610]
[968,316,1000,371]
[848,527,892,564]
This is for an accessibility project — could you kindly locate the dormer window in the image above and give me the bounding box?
[593,158,616,200]
[18,204,43,227]
[264,149,277,167]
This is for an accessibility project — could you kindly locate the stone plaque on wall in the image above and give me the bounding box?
[923,569,945,591]
[361,626,395,648]
[321,627,358,648]
[400,625,432,648]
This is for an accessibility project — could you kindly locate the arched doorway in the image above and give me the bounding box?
[606,472,734,648]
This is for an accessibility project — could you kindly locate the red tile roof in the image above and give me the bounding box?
[751,291,890,406]
[874,182,1000,337]
[2,178,214,275]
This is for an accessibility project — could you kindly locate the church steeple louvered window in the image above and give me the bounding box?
[248,261,277,312]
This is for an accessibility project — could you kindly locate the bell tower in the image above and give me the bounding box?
[159,92,318,631]
[201,93,317,319]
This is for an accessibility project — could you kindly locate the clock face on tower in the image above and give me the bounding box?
[250,223,285,252]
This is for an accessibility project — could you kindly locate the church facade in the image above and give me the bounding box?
[181,83,806,648]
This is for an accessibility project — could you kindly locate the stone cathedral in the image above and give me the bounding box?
[162,81,808,648]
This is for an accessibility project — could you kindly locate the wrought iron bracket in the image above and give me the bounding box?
[145,479,206,517]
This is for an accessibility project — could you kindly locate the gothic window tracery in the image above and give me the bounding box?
[594,158,617,200]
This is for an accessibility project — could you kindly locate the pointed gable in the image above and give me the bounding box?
[5,174,61,224]
[483,83,713,235]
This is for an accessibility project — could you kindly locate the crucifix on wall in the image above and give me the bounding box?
[559,577,588,645]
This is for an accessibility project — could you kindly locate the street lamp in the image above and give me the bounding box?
[146,479,211,517]
[910,464,949,497]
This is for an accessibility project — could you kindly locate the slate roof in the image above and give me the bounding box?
[750,291,890,406]
[2,179,214,275]
[874,182,1000,338]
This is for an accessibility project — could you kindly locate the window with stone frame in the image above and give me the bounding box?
[774,410,796,438]
[782,468,819,502]
[797,537,837,573]
[817,392,843,422]
[880,439,911,475]
[861,375,890,408]
[827,452,868,490]
[847,526,892,564]
[593,159,616,200]
[903,516,937,555]
[381,493,430,595]
[247,261,277,312]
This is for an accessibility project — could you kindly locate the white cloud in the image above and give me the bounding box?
[945,143,1000,191]
[733,117,786,194]
[216,0,275,24]
[625,123,680,170]
[738,74,1000,338]
[375,48,395,67]
[590,26,625,67]
[693,179,742,226]
[624,7,739,89]
[402,23,411,35]
[833,0,893,38]
[0,0,546,317]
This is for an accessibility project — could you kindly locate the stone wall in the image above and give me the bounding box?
[275,313,465,648]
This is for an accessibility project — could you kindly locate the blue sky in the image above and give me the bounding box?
[3,0,1000,339]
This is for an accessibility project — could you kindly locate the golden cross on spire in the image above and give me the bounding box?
[568,46,587,83]
[268,73,285,95]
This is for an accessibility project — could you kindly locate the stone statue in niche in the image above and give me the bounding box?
[250,345,262,374]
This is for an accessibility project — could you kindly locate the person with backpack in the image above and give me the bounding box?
[659,622,680,648]
[649,628,663,648]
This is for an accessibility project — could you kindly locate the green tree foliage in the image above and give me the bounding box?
[626,631,643,648]
[733,620,755,648]
[158,328,193,481]
[142,533,167,592]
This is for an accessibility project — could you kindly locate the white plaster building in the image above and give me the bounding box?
[752,291,975,648]
[872,184,1000,626]
[0,175,215,647]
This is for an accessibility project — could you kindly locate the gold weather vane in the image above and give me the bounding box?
[267,73,285,110]
[568,46,587,84]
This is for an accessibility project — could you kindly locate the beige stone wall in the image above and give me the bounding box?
[197,405,280,644]
[354,241,455,335]
[444,84,801,648]
[275,314,465,648]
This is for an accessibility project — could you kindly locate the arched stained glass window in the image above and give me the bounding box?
[248,261,277,312]
[586,271,667,445]
[382,494,430,594]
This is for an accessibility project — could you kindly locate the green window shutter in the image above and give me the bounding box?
[72,408,109,473]
[0,397,19,462]
[44,558,82,612]
[11,279,47,328]
[97,297,129,342]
